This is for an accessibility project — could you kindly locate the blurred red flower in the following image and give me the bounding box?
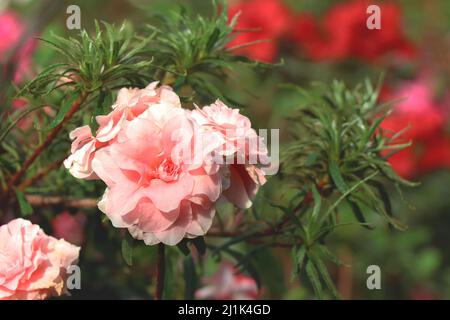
[380,82,450,178]
[52,211,86,246]
[227,0,293,62]
[290,0,415,62]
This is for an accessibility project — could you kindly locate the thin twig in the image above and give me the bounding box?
[4,93,87,195]
[18,158,64,190]
[25,195,98,209]
[155,243,166,300]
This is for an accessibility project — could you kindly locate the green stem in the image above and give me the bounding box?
[155,243,166,300]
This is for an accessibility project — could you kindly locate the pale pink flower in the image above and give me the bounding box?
[64,82,181,180]
[92,104,222,246]
[51,211,86,246]
[192,100,268,209]
[95,82,181,143]
[65,83,268,246]
[195,263,259,300]
[64,126,97,179]
[0,218,80,300]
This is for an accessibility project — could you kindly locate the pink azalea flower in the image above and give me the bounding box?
[192,100,268,209]
[94,103,222,245]
[65,83,268,245]
[0,218,80,300]
[64,82,181,179]
[195,262,259,300]
[63,125,98,179]
[51,211,86,246]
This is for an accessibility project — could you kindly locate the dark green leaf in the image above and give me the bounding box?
[305,260,323,300]
[15,190,33,217]
[191,236,207,255]
[121,234,134,266]
[183,256,197,300]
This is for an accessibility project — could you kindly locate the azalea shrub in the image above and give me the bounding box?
[0,0,449,300]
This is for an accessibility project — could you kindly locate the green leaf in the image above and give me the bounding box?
[121,234,134,266]
[183,256,197,300]
[311,252,341,299]
[211,229,260,256]
[291,245,307,281]
[305,260,324,300]
[222,247,261,289]
[45,94,78,130]
[15,190,33,217]
[191,236,206,255]
[177,239,191,256]
[318,244,347,267]
[311,184,322,220]
[379,164,419,187]
[328,160,349,194]
[324,170,379,218]
[347,199,374,230]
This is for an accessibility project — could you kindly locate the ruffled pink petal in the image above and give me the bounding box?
[153,202,193,245]
[147,174,194,212]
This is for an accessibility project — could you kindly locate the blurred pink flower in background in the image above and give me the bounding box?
[381,81,450,178]
[52,211,87,246]
[0,218,80,300]
[0,10,36,83]
[0,11,22,56]
[196,262,259,300]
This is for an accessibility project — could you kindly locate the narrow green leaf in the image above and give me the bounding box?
[305,260,324,300]
[177,239,191,256]
[347,199,374,230]
[324,170,379,218]
[311,184,322,220]
[223,248,261,289]
[379,164,419,187]
[46,94,78,130]
[183,256,197,300]
[191,236,206,255]
[121,234,133,266]
[15,190,33,217]
[318,245,347,267]
[311,253,341,299]
[328,160,349,194]
[291,245,307,282]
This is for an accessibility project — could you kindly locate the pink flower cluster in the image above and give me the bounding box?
[0,218,80,300]
[65,82,268,245]
[195,262,259,300]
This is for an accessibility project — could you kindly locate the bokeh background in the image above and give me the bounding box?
[1,0,449,299]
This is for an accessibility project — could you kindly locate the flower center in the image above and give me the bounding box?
[157,158,182,182]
